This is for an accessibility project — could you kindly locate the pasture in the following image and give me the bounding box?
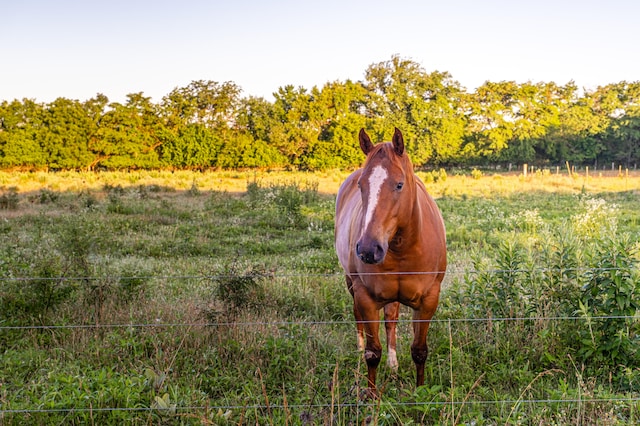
[1,169,639,425]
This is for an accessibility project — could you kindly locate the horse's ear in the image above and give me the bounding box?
[392,128,404,156]
[359,128,374,155]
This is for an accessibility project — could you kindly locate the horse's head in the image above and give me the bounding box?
[355,128,414,265]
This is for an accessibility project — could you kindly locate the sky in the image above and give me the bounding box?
[2,0,639,104]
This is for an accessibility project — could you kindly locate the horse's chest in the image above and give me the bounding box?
[362,274,423,306]
[365,278,400,302]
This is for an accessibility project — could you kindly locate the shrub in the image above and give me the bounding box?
[246,179,319,229]
[577,235,640,369]
[31,188,59,204]
[203,263,268,321]
[0,187,19,209]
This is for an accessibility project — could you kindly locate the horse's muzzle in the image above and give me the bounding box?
[356,240,386,264]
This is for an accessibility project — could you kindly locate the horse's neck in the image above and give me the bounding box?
[398,178,426,240]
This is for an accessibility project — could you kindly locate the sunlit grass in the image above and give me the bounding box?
[1,168,639,196]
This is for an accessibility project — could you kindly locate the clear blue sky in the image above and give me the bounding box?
[2,0,639,104]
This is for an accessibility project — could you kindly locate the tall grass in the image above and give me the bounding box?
[0,171,639,424]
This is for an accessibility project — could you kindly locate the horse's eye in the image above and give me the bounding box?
[396,182,404,191]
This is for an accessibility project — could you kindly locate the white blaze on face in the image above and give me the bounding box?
[363,165,388,233]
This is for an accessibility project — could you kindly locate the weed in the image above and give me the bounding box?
[203,262,269,321]
[0,187,19,209]
[188,180,201,196]
[31,188,60,204]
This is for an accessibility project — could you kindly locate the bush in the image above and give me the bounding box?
[449,199,640,378]
[246,179,319,229]
[578,235,640,368]
[470,168,483,179]
[203,263,268,321]
[0,187,19,209]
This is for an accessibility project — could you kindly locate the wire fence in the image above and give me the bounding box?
[0,265,630,281]
[3,396,640,415]
[1,315,639,331]
[1,265,637,329]
[1,266,639,420]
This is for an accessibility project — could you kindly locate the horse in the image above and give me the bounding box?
[334,128,447,395]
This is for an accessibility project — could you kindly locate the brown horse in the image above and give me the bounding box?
[335,128,446,395]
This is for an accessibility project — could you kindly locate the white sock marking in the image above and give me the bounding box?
[357,333,365,351]
[387,348,398,371]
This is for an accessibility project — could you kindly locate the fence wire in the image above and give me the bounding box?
[0,265,629,282]
[0,315,639,331]
[3,396,640,415]
[1,266,638,418]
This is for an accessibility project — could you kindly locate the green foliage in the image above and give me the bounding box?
[0,99,48,168]
[578,235,640,368]
[2,62,640,172]
[362,55,467,166]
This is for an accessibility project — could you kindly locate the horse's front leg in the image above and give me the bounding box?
[353,286,383,395]
[345,276,365,351]
[384,302,400,372]
[411,291,439,387]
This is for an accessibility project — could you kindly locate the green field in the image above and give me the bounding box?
[1,170,639,425]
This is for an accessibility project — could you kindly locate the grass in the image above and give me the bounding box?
[0,170,639,425]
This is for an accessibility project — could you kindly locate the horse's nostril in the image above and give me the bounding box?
[374,244,385,263]
[356,240,385,264]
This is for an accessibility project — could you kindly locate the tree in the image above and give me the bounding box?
[270,85,317,167]
[304,80,368,170]
[91,93,162,169]
[588,81,640,167]
[40,97,94,169]
[361,55,466,166]
[161,80,242,130]
[0,99,47,168]
[464,81,519,162]
[607,82,640,167]
[546,85,607,165]
[158,123,221,169]
[235,96,277,144]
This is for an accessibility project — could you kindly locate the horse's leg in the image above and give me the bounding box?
[411,291,440,387]
[346,276,365,351]
[354,307,365,351]
[384,302,399,372]
[353,285,382,395]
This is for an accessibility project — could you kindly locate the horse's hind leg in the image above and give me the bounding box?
[384,302,399,372]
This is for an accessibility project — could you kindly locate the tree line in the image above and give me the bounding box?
[1,56,639,171]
